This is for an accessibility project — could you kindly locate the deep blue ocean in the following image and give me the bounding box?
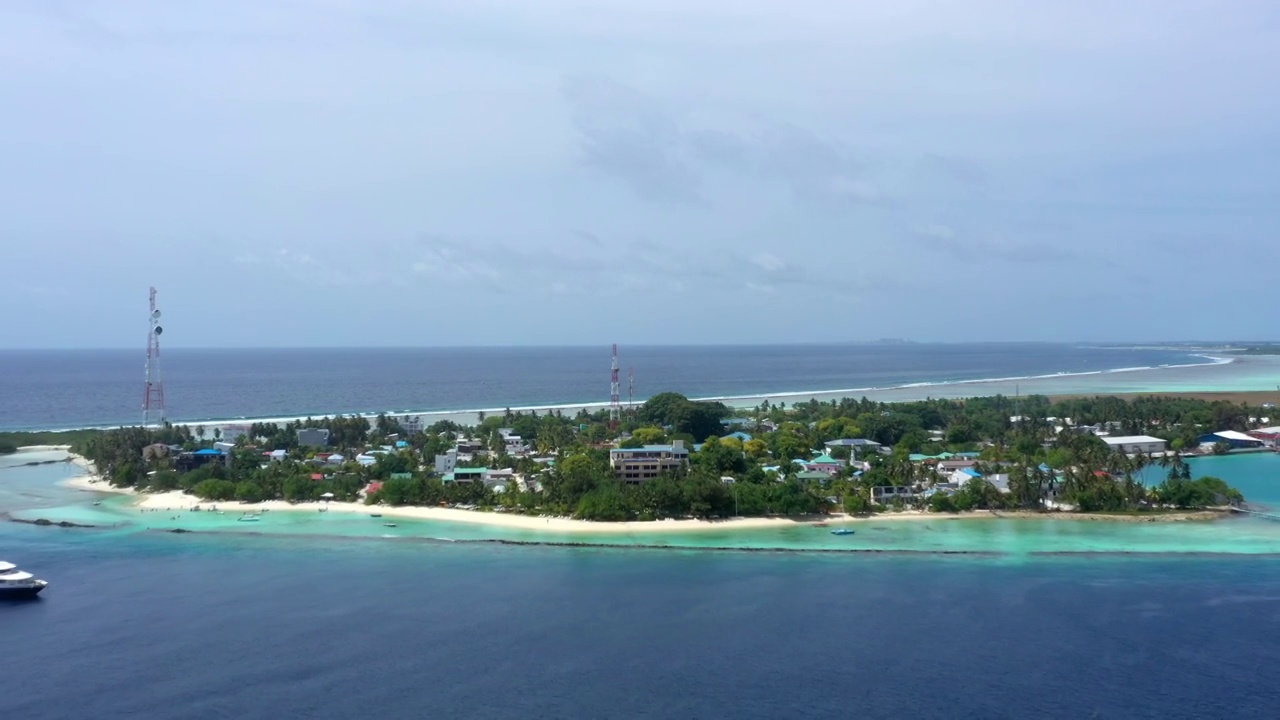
[0,344,1204,430]
[3,528,1280,719]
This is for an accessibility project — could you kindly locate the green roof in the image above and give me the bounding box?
[810,454,839,464]
[796,470,830,480]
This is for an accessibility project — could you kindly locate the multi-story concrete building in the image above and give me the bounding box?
[609,440,689,483]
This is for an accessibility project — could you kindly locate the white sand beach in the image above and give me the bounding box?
[61,471,1223,533]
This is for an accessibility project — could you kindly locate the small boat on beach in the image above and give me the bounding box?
[383,522,397,528]
[0,561,49,599]
[370,513,382,518]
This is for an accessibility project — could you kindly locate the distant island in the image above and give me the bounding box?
[25,391,1260,529]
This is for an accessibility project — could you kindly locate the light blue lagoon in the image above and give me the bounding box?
[4,449,1280,558]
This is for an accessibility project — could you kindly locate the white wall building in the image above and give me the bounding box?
[1101,435,1168,454]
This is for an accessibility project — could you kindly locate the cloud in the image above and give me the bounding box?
[911,224,1081,265]
[561,76,881,209]
[749,252,787,272]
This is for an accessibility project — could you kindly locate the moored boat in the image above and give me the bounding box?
[0,561,49,599]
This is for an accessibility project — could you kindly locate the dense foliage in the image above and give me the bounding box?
[76,392,1253,520]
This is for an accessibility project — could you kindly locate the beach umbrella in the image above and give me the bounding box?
[321,492,335,500]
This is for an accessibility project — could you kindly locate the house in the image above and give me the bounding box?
[389,472,413,481]
[795,470,831,483]
[723,431,753,442]
[722,418,754,427]
[950,467,982,486]
[266,449,287,462]
[497,429,526,455]
[1101,435,1168,454]
[936,459,977,473]
[823,438,882,458]
[1199,431,1264,450]
[399,415,424,435]
[326,453,346,465]
[609,441,690,483]
[363,481,384,497]
[355,453,378,466]
[871,486,917,505]
[297,428,330,448]
[484,468,516,488]
[802,453,845,476]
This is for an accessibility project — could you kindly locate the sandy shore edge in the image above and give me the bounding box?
[60,472,1225,533]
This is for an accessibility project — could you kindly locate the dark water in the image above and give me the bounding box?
[0,344,1201,430]
[3,529,1280,719]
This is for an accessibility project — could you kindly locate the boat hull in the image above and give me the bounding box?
[0,584,46,599]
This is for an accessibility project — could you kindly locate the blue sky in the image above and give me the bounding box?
[2,0,1278,348]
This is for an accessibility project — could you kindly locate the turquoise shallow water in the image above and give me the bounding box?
[6,450,1280,557]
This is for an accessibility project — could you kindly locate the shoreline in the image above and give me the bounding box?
[61,474,1228,533]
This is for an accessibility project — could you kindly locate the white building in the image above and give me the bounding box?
[609,441,690,483]
[1101,435,1168,454]
[434,449,458,474]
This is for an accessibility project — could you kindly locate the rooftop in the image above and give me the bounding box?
[1101,435,1167,445]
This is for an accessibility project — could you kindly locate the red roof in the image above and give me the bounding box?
[1093,470,1110,477]
[310,474,324,481]
[366,481,384,494]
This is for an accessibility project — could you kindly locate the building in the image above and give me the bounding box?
[399,415,424,435]
[1199,431,1264,450]
[444,467,489,484]
[823,438,882,458]
[609,441,690,483]
[801,453,845,476]
[1248,427,1280,446]
[795,470,831,483]
[220,425,251,444]
[297,428,330,448]
[1100,435,1168,454]
[174,448,224,472]
[723,431,753,442]
[434,450,458,474]
[871,486,916,505]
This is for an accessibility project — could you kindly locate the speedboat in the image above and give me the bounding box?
[0,561,49,599]
[237,515,261,523]
[383,522,397,528]
[830,528,855,536]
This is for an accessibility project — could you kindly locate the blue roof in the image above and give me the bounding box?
[193,448,223,456]
[960,467,982,478]
[1038,463,1052,472]
[723,431,753,441]
[395,440,409,448]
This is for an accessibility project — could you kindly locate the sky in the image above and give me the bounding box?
[2,0,1278,348]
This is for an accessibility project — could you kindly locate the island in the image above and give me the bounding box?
[22,390,1260,531]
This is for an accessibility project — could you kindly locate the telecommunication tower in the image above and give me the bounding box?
[142,287,166,426]
[610,344,621,427]
[628,367,635,414]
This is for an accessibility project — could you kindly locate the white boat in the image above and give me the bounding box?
[0,561,48,599]
[237,515,261,523]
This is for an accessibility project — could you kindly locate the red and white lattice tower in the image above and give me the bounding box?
[628,367,634,415]
[142,287,166,427]
[609,344,621,428]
